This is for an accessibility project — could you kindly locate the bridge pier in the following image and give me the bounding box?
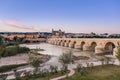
[83,45,91,51]
[56,41,60,45]
[95,46,104,54]
[54,41,57,45]
[74,44,81,49]
[113,47,117,56]
[60,42,64,46]
[64,42,69,47]
[69,43,74,48]
[58,41,61,45]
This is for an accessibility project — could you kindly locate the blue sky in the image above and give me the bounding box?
[0,0,120,33]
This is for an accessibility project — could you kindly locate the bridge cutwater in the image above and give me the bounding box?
[47,38,120,56]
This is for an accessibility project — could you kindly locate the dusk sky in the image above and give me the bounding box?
[0,0,120,33]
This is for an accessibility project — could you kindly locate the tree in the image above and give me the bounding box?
[77,64,83,72]
[13,36,18,42]
[13,69,21,80]
[28,51,43,74]
[0,73,8,80]
[50,65,58,74]
[77,64,88,76]
[0,36,3,46]
[116,43,120,65]
[59,51,74,72]
[13,36,19,46]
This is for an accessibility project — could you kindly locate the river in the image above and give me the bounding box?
[6,43,118,80]
[21,43,96,66]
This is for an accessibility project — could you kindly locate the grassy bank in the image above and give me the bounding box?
[63,64,120,80]
[12,70,69,80]
[0,46,30,57]
[0,63,28,73]
[23,72,67,80]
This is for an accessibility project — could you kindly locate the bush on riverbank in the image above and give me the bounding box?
[0,63,28,73]
[12,69,69,80]
[0,46,30,57]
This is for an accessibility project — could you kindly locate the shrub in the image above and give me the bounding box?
[0,46,30,57]
[0,73,8,80]
[0,64,28,73]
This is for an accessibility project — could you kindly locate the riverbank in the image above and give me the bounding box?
[0,63,28,73]
[0,53,51,72]
[0,54,28,67]
[2,43,118,80]
[63,64,120,80]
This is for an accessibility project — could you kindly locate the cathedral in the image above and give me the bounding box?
[51,29,65,38]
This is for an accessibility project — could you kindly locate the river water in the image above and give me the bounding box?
[21,43,96,66]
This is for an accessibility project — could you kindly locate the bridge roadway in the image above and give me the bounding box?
[47,38,120,56]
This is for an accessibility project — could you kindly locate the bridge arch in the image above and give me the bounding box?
[63,40,67,46]
[69,41,77,48]
[104,42,116,55]
[24,40,30,43]
[66,40,71,47]
[58,40,63,45]
[90,42,97,51]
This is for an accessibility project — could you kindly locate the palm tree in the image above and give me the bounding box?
[59,51,74,72]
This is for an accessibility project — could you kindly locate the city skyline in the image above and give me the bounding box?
[0,0,120,33]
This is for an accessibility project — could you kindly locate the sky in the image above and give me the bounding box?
[0,0,120,33]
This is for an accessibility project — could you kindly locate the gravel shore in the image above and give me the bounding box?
[0,54,28,67]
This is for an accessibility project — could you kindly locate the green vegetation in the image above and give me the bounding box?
[0,35,29,57]
[11,64,120,80]
[63,64,120,80]
[0,73,8,80]
[0,63,28,73]
[0,45,30,57]
[14,69,21,80]
[28,51,43,74]
[10,51,70,80]
[50,65,58,74]
[0,36,2,46]
[31,48,45,51]
[12,70,69,80]
[59,51,74,72]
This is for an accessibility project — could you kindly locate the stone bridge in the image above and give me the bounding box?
[47,38,120,56]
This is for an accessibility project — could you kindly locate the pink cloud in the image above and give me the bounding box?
[3,20,38,31]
